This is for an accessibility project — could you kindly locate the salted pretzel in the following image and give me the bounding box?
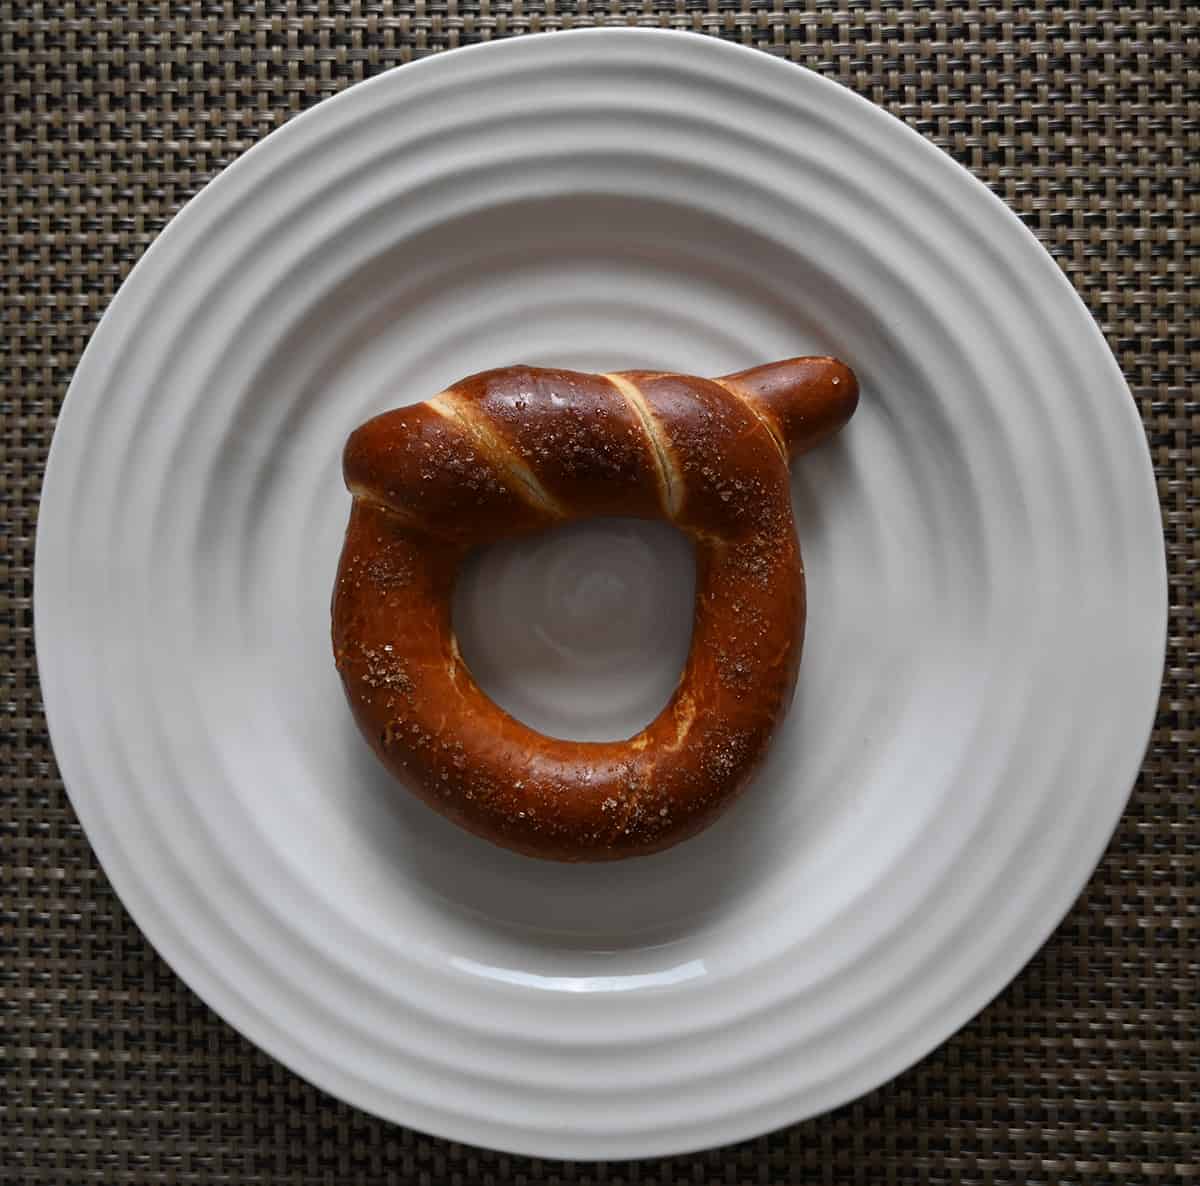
[333,358,857,860]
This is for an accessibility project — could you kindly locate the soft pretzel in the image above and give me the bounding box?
[332,358,857,861]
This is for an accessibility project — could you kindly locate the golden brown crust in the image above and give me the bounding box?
[332,358,857,860]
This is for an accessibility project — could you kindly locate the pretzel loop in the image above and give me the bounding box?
[333,358,857,860]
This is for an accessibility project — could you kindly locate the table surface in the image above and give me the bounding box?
[2,3,1196,1183]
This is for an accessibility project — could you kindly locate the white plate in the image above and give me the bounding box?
[36,29,1165,1159]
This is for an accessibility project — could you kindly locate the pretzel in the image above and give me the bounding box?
[332,358,858,861]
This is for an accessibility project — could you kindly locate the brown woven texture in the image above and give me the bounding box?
[2,2,1196,1183]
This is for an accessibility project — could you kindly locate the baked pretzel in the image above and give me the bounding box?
[333,358,857,861]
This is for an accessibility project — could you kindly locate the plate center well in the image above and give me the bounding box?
[184,193,973,962]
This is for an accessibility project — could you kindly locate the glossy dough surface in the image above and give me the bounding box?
[333,358,857,860]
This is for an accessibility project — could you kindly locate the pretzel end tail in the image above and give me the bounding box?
[719,356,858,460]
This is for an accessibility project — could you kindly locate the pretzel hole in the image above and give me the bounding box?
[452,517,696,742]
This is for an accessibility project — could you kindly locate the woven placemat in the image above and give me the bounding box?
[2,3,1196,1183]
